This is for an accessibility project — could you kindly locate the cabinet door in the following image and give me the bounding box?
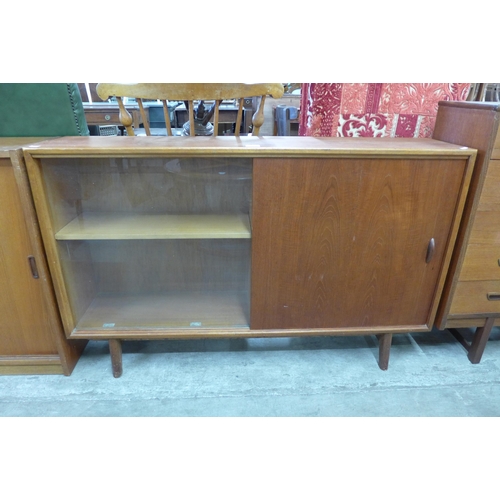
[28,156,253,334]
[0,158,58,355]
[251,157,466,330]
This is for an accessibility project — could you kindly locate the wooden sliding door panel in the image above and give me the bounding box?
[251,157,465,330]
[0,159,57,355]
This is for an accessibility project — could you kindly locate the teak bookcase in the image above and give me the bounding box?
[23,136,476,377]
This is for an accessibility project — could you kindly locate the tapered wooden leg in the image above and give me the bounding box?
[468,317,495,364]
[109,339,123,378]
[377,333,393,370]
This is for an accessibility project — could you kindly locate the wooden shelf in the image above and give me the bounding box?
[55,213,251,240]
[75,291,249,331]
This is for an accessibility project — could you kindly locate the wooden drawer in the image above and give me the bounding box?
[84,110,121,125]
[460,244,500,281]
[477,160,500,210]
[468,210,500,245]
[450,280,500,316]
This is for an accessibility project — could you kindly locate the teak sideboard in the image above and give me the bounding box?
[22,135,476,377]
[0,138,85,375]
[433,101,500,362]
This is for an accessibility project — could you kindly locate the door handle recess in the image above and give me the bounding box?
[487,293,500,301]
[28,256,39,279]
[425,238,435,264]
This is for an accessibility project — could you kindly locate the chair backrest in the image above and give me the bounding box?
[0,83,89,137]
[96,83,284,137]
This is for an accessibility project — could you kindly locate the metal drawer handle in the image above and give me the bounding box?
[28,256,39,279]
[426,238,435,263]
[487,293,500,301]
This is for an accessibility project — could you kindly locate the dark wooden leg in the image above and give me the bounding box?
[468,317,495,364]
[377,333,393,370]
[449,317,496,364]
[109,339,123,378]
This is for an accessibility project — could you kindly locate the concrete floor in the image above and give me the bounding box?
[1,327,500,416]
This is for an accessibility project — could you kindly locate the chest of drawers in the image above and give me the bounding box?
[433,101,500,362]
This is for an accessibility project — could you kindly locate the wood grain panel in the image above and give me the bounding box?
[477,160,500,211]
[468,210,500,245]
[460,244,500,281]
[0,159,58,356]
[450,280,500,316]
[8,149,87,373]
[445,317,500,328]
[76,291,249,330]
[251,157,465,330]
[55,213,251,240]
[24,135,476,159]
[432,102,499,328]
[24,154,83,334]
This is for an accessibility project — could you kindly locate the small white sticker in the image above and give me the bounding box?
[190,322,202,327]
[103,323,115,328]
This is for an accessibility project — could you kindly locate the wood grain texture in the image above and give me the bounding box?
[460,244,500,281]
[476,160,500,211]
[251,157,465,330]
[0,158,58,355]
[468,316,496,363]
[109,339,122,378]
[449,280,500,316]
[446,317,500,328]
[68,324,431,340]
[95,83,284,137]
[377,333,393,370]
[0,138,48,156]
[24,153,82,335]
[55,213,251,240]
[76,291,249,330]
[96,83,285,103]
[9,150,86,372]
[23,136,476,158]
[0,363,64,375]
[468,211,500,245]
[24,137,474,356]
[433,102,500,328]
[0,148,85,374]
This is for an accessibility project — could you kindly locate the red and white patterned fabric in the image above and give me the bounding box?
[299,83,471,138]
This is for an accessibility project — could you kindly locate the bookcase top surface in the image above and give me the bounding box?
[0,137,48,157]
[22,135,476,158]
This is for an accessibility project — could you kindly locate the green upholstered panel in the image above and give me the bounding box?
[0,83,89,137]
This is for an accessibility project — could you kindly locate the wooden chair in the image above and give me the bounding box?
[96,83,284,137]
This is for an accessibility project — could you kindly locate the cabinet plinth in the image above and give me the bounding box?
[23,136,476,375]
